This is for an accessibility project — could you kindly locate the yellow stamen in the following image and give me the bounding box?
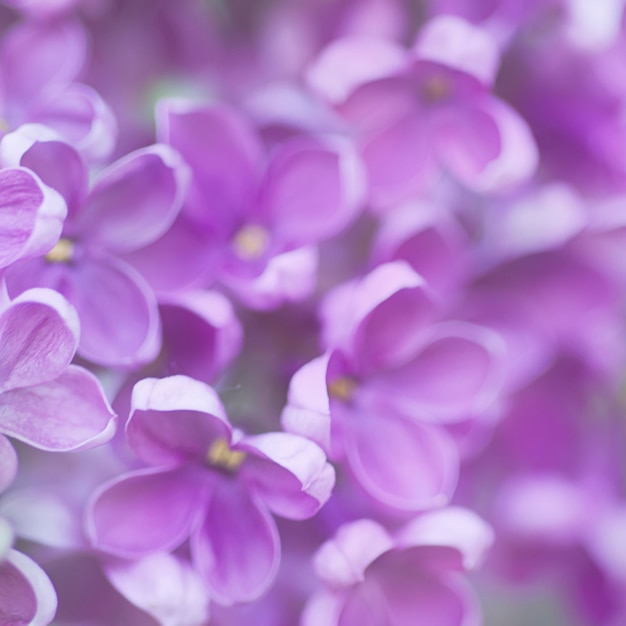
[420,75,451,103]
[328,376,357,402]
[44,238,74,264]
[0,119,9,133]
[232,224,270,260]
[206,438,246,472]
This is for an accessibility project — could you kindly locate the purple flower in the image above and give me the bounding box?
[130,100,365,308]
[87,375,335,604]
[302,508,493,626]
[2,127,189,368]
[283,262,503,511]
[307,15,538,208]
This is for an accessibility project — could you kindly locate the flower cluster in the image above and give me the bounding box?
[1,1,626,625]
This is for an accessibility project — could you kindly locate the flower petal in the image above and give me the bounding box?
[370,322,503,421]
[307,36,408,103]
[0,288,78,392]
[191,479,280,604]
[342,412,458,511]
[261,139,365,247]
[240,432,336,520]
[0,549,57,626]
[71,258,161,368]
[127,376,232,466]
[413,16,499,86]
[281,354,332,453]
[0,435,18,493]
[0,365,116,451]
[79,145,188,253]
[30,82,118,162]
[87,467,203,559]
[313,519,393,588]
[395,507,494,571]
[0,167,67,269]
[105,553,211,626]
[156,100,262,231]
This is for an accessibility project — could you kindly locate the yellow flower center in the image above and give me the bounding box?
[420,75,452,103]
[44,238,74,264]
[232,224,270,260]
[328,376,357,402]
[206,438,246,472]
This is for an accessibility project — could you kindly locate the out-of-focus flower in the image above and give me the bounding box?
[2,126,189,368]
[302,508,493,626]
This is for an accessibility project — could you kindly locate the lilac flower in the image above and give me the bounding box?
[302,508,493,626]
[2,126,189,368]
[87,375,335,604]
[283,262,503,511]
[307,15,538,208]
[130,100,365,308]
